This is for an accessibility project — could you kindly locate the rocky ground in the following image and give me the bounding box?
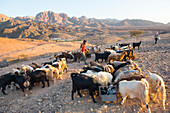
[0,34,170,113]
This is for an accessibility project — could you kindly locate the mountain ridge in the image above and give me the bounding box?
[1,11,169,27]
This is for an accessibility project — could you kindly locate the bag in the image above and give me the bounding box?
[80,44,83,49]
[156,36,161,40]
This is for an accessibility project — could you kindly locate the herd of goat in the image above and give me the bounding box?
[0,40,166,113]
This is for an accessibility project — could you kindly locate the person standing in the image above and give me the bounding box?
[78,40,87,64]
[155,32,159,44]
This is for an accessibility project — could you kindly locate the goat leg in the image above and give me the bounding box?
[71,89,76,100]
[77,89,82,97]
[89,89,97,103]
[41,81,45,88]
[2,86,7,95]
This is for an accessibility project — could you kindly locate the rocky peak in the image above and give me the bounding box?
[35,11,63,23]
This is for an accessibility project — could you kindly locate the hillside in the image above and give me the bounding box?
[0,19,80,39]
[116,19,165,26]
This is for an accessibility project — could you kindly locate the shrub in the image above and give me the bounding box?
[129,30,144,37]
[19,54,29,58]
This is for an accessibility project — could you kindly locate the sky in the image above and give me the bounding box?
[0,0,170,24]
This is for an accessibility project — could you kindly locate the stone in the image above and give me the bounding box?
[0,60,8,68]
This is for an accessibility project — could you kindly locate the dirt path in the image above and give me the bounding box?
[0,34,170,113]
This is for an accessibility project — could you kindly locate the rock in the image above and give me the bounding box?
[0,97,4,100]
[38,99,43,102]
[101,105,108,109]
[0,60,8,68]
[43,97,49,100]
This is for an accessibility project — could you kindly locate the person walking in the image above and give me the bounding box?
[78,40,87,65]
[155,32,159,44]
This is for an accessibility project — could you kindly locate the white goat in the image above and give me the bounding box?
[144,70,166,110]
[105,49,116,54]
[21,65,34,74]
[117,79,151,113]
[82,70,113,86]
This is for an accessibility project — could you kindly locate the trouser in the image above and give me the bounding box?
[79,52,86,64]
[155,38,158,44]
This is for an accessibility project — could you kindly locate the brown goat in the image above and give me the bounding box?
[112,74,146,85]
[89,60,104,70]
[108,51,127,63]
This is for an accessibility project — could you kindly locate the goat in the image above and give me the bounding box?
[95,52,111,62]
[133,41,141,50]
[119,43,131,47]
[89,60,105,70]
[81,71,113,86]
[0,73,16,95]
[113,79,151,113]
[90,45,101,54]
[109,60,141,77]
[81,66,104,73]
[104,49,116,54]
[13,73,32,96]
[112,74,146,85]
[62,52,74,61]
[28,70,50,88]
[44,64,62,80]
[71,73,101,103]
[108,51,127,63]
[144,71,166,110]
[114,69,142,83]
[20,65,34,74]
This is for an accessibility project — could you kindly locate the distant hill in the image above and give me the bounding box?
[0,19,78,39]
[167,22,170,26]
[116,19,165,26]
[14,16,34,21]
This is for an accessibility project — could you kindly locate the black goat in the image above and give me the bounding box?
[71,73,101,103]
[14,74,32,96]
[133,41,141,50]
[28,70,50,88]
[0,73,16,95]
[119,43,131,47]
[95,52,111,62]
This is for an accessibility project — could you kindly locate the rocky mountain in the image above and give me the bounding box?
[0,14,10,22]
[33,11,167,27]
[0,19,79,39]
[0,12,169,40]
[1,11,168,27]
